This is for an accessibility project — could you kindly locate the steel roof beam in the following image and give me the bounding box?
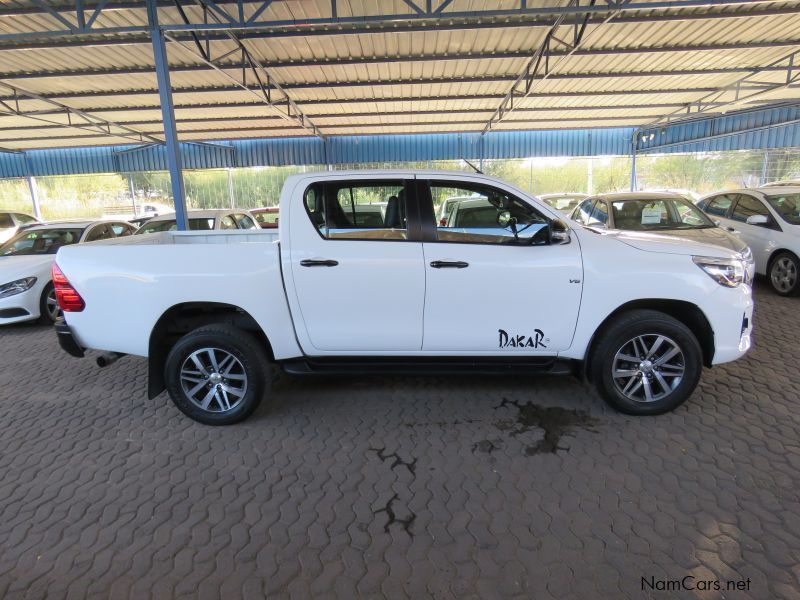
[165,0,322,137]
[7,66,792,102]
[484,0,634,134]
[0,0,797,46]
[642,47,800,129]
[0,80,162,147]
[0,104,708,130]
[0,86,752,114]
[2,40,798,80]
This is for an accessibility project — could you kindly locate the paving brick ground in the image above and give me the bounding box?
[0,280,798,599]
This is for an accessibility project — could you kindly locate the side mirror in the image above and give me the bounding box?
[550,219,571,244]
[746,214,768,226]
[497,210,517,228]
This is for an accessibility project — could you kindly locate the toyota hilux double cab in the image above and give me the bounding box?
[53,171,753,425]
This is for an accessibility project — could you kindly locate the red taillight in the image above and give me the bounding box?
[52,263,85,312]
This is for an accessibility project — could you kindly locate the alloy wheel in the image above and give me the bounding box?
[612,334,685,403]
[46,287,61,321]
[771,257,797,293]
[179,347,248,413]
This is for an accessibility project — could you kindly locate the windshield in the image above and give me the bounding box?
[137,218,215,234]
[0,228,84,256]
[254,211,279,225]
[765,194,800,225]
[609,197,715,231]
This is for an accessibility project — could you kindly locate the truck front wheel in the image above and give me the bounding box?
[164,324,270,425]
[591,309,703,415]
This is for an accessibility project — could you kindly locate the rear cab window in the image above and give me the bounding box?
[304,180,409,241]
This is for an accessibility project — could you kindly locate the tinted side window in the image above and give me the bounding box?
[572,199,594,225]
[234,214,257,229]
[220,216,238,230]
[430,181,549,245]
[0,214,13,228]
[85,225,111,242]
[14,213,37,224]
[731,195,769,223]
[305,180,408,241]
[110,223,133,237]
[704,195,734,217]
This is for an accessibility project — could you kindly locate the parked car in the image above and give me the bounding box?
[762,179,800,188]
[0,211,40,244]
[697,186,800,295]
[250,207,280,229]
[539,193,588,214]
[437,195,481,226]
[54,171,752,425]
[0,219,136,325]
[135,209,260,234]
[641,188,701,202]
[570,192,754,282]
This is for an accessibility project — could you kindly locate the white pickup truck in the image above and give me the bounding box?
[53,171,754,425]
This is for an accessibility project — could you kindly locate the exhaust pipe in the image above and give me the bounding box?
[97,352,125,368]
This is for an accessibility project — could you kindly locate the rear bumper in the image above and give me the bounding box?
[55,317,85,358]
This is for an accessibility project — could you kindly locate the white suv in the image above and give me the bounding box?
[697,186,800,295]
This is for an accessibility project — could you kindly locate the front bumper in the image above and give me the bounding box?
[709,283,754,365]
[0,286,40,325]
[55,317,85,358]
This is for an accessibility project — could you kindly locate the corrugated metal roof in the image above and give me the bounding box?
[0,0,799,152]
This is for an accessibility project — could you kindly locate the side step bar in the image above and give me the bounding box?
[280,356,577,377]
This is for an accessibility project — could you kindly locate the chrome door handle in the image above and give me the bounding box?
[300,259,339,267]
[430,260,469,269]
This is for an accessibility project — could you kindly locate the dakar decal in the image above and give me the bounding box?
[498,328,547,349]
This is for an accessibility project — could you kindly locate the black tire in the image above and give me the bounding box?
[164,324,270,425]
[38,282,60,325]
[768,251,800,296]
[591,309,703,415]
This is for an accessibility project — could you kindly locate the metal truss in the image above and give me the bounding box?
[482,0,632,134]
[2,44,798,80]
[0,80,163,147]
[641,47,800,130]
[164,0,322,138]
[1,0,797,44]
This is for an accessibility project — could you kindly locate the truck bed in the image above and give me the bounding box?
[95,230,280,246]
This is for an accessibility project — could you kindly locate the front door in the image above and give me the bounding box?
[728,193,780,273]
[286,177,425,353]
[419,178,583,354]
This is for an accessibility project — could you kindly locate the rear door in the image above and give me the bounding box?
[419,177,583,354]
[286,177,426,353]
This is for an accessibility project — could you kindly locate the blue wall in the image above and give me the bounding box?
[0,128,633,178]
[2,106,799,179]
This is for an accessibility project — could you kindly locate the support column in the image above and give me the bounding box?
[127,174,138,216]
[24,155,41,220]
[630,139,638,192]
[147,0,188,230]
[227,168,236,209]
[26,175,41,221]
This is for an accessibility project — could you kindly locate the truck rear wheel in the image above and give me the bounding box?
[164,324,270,425]
[591,309,703,415]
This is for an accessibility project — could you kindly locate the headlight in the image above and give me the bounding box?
[692,256,744,288]
[0,277,38,299]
